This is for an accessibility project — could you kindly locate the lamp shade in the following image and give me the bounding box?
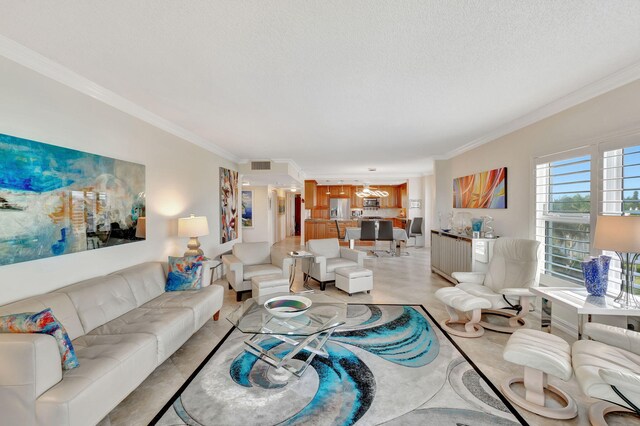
[135,217,146,238]
[593,215,640,253]
[178,215,209,237]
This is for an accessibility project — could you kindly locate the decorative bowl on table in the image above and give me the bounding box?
[264,295,312,318]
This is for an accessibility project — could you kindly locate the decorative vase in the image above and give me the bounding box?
[581,255,611,297]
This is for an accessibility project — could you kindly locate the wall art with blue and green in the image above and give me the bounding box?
[0,132,145,266]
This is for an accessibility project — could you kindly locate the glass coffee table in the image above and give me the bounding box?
[227,292,346,377]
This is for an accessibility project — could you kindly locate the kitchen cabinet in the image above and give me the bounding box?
[305,220,356,243]
[328,185,350,198]
[379,186,397,208]
[316,186,329,207]
[351,187,363,208]
[304,180,317,208]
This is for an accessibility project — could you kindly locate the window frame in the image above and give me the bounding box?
[534,147,596,286]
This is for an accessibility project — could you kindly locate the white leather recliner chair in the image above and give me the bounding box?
[304,238,365,290]
[573,322,640,425]
[450,238,542,333]
[222,242,292,301]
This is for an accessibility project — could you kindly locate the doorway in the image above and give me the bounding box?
[294,194,301,236]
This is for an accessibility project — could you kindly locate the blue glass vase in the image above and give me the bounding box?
[581,255,611,297]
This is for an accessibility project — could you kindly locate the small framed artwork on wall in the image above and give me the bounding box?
[241,190,253,228]
[277,197,285,215]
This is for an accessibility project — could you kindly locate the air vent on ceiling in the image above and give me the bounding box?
[251,161,272,170]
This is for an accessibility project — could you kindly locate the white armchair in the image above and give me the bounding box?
[222,242,292,301]
[305,238,365,290]
[450,238,542,333]
[573,323,640,425]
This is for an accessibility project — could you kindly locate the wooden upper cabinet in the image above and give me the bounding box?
[329,185,350,198]
[304,180,317,208]
[398,183,408,208]
[351,187,363,208]
[316,185,329,207]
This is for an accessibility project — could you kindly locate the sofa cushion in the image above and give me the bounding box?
[0,309,79,370]
[112,262,166,306]
[308,238,341,259]
[325,258,358,273]
[233,242,271,266]
[0,293,85,340]
[61,275,138,334]
[143,284,224,330]
[36,333,156,426]
[89,307,194,364]
[166,256,204,291]
[243,264,282,280]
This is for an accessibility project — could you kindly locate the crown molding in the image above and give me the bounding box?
[0,35,239,162]
[443,60,640,160]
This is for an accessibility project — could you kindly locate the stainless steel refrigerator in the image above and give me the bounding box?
[329,198,350,219]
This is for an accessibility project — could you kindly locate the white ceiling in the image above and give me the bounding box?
[1,1,639,180]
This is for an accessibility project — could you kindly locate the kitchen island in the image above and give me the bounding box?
[304,218,408,244]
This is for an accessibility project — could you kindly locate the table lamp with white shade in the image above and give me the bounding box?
[178,214,209,256]
[593,215,640,308]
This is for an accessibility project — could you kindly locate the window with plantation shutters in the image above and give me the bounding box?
[535,154,591,284]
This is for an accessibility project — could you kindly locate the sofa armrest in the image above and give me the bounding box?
[0,334,62,424]
[599,368,640,396]
[340,247,365,266]
[583,323,640,355]
[270,249,293,276]
[451,272,485,284]
[222,254,243,286]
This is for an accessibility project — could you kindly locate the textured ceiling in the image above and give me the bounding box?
[1,1,639,178]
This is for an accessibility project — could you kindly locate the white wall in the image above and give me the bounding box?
[435,79,640,239]
[0,56,238,305]
[241,186,269,243]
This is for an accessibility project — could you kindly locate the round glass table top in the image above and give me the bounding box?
[227,292,347,336]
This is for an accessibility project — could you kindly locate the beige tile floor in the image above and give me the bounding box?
[102,237,639,426]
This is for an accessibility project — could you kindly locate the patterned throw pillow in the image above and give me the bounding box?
[0,308,80,370]
[166,255,204,291]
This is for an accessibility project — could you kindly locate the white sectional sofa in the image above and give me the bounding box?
[0,261,224,426]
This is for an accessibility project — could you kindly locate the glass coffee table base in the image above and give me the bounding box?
[243,326,337,377]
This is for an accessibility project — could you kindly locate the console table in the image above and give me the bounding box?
[531,287,640,339]
[430,230,495,283]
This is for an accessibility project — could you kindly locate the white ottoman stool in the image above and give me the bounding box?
[251,274,290,299]
[434,286,492,338]
[335,267,373,296]
[502,329,577,420]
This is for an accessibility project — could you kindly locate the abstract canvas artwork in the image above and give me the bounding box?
[453,167,507,209]
[0,132,145,266]
[241,190,253,228]
[220,167,238,243]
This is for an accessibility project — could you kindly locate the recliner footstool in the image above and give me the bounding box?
[502,329,577,420]
[335,266,373,296]
[435,286,492,338]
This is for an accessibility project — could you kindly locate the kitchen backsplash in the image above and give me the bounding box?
[358,208,403,217]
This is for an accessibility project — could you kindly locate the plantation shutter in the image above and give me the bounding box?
[535,153,591,284]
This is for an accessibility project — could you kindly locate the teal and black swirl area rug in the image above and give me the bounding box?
[151,305,526,426]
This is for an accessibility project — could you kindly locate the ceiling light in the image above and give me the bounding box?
[368,168,377,172]
[242,182,250,186]
[290,188,297,192]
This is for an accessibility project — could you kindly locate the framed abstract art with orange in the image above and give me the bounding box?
[453,167,507,208]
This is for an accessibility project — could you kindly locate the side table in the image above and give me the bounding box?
[288,251,314,291]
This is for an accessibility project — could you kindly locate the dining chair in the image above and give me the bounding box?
[400,219,412,256]
[334,220,345,240]
[360,220,377,256]
[377,220,395,255]
[408,217,423,247]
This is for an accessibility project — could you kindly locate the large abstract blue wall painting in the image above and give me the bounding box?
[0,132,145,266]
